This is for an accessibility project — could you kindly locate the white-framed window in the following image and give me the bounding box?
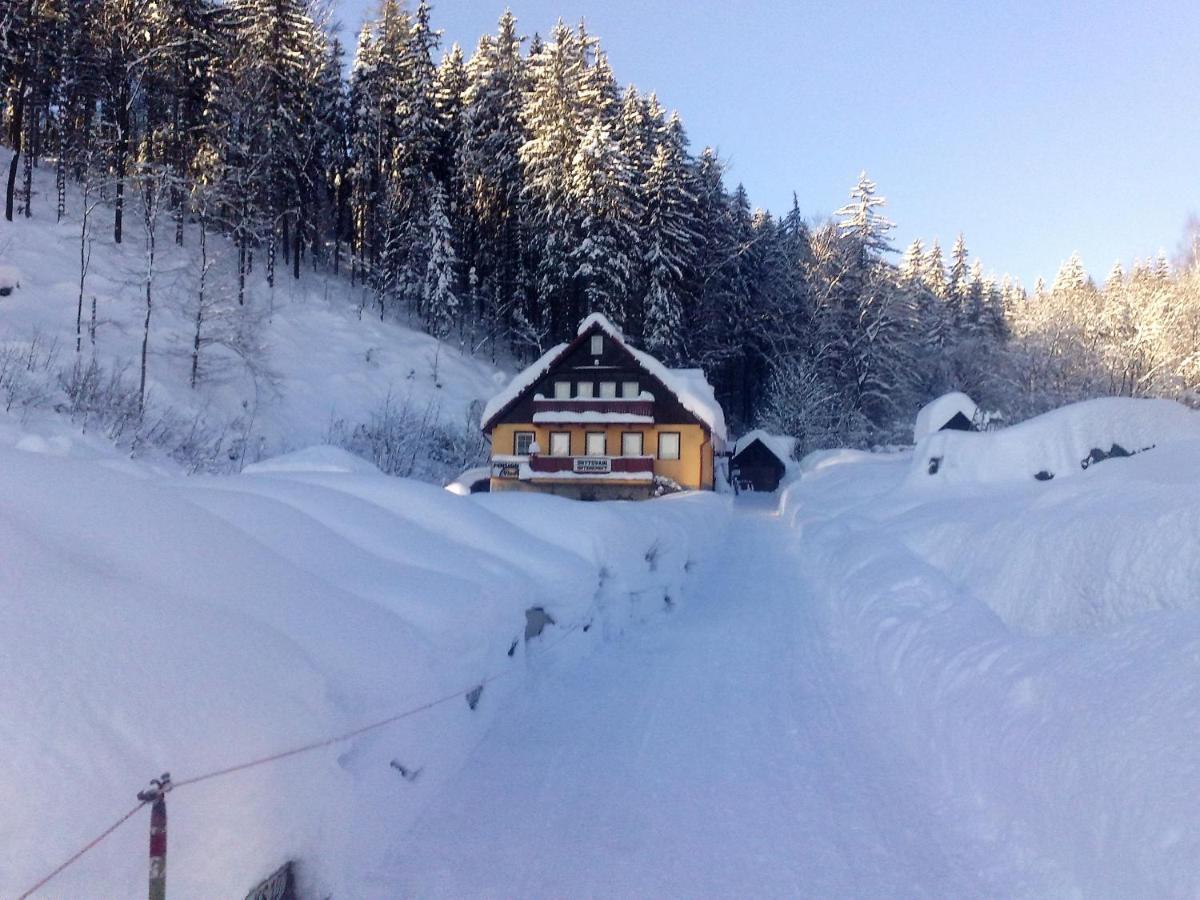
[585,432,607,456]
[621,432,644,456]
[576,381,594,398]
[658,431,681,461]
[621,380,640,398]
[554,381,571,399]
[549,431,571,456]
[590,334,603,356]
[599,381,617,399]
[514,431,535,456]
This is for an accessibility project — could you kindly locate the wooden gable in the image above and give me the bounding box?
[484,321,710,434]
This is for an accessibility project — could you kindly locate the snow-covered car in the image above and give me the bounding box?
[445,465,492,495]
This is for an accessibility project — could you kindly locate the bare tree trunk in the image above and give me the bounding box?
[138,172,160,413]
[191,210,208,388]
[76,178,95,353]
[21,112,33,217]
[293,209,302,281]
[5,82,25,221]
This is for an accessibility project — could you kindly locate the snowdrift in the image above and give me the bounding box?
[779,399,1200,894]
[910,397,1200,487]
[0,440,727,899]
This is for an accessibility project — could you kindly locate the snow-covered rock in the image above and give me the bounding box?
[0,263,20,295]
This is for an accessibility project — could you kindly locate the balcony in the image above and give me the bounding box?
[531,396,654,425]
[527,454,655,480]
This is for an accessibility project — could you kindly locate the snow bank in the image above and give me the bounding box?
[241,444,382,476]
[0,440,727,899]
[778,404,1200,894]
[911,397,1200,487]
[913,391,979,442]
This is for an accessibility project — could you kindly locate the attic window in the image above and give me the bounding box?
[621,381,639,398]
[590,334,603,356]
[554,381,571,400]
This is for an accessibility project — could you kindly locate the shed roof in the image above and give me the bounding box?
[733,429,796,463]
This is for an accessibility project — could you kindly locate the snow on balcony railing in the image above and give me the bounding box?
[531,396,654,425]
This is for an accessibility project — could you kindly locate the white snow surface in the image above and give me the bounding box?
[531,410,654,424]
[7,395,1200,898]
[913,390,979,442]
[0,427,726,899]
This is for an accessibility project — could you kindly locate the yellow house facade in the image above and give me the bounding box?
[481,314,727,500]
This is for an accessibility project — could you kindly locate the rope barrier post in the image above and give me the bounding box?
[137,774,171,900]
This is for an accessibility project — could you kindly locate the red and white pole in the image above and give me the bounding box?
[138,774,170,900]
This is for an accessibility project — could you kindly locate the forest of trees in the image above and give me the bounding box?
[2,0,1198,453]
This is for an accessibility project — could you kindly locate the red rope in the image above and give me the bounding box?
[17,801,148,900]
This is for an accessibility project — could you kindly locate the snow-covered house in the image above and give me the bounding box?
[914,391,980,443]
[481,313,726,500]
[730,430,796,492]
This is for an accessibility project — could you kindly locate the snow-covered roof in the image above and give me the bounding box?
[480,340,570,428]
[482,313,727,444]
[625,350,726,444]
[913,392,979,443]
[733,429,797,464]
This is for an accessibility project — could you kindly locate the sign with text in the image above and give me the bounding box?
[573,456,611,474]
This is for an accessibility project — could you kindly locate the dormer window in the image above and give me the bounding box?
[590,334,603,356]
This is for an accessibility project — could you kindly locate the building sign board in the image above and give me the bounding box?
[493,463,520,479]
[573,456,611,474]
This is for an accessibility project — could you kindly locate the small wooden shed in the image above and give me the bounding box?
[913,392,980,443]
[730,430,795,493]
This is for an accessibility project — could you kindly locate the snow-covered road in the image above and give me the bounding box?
[387,499,996,898]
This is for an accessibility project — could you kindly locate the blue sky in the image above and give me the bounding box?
[332,0,1200,286]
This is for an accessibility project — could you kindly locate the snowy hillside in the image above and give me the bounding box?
[0,150,503,478]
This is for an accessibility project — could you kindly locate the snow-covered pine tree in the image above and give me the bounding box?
[519,20,586,339]
[899,238,924,285]
[424,181,461,340]
[570,113,637,328]
[922,239,948,298]
[457,11,525,355]
[834,170,895,260]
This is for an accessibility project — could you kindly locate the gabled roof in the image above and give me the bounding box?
[732,429,796,463]
[914,392,980,443]
[481,313,727,443]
